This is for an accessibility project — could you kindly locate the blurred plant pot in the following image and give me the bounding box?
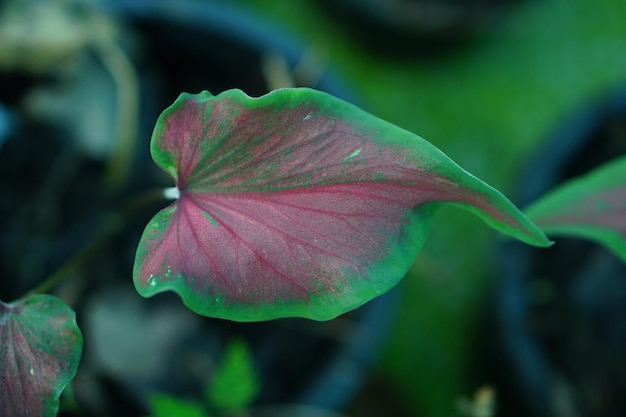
[0,0,398,415]
[495,85,626,417]
[319,0,521,53]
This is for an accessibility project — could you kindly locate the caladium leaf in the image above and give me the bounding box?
[525,154,626,263]
[134,88,550,321]
[0,294,82,417]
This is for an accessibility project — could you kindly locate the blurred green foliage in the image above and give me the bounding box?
[231,0,626,415]
[207,338,260,413]
[147,394,206,417]
[146,339,259,417]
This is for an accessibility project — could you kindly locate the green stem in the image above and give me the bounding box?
[25,188,169,298]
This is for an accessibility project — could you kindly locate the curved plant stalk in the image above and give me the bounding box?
[262,51,296,90]
[26,188,167,299]
[90,12,140,192]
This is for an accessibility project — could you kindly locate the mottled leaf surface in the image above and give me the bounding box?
[526,154,626,263]
[0,295,82,417]
[134,88,549,321]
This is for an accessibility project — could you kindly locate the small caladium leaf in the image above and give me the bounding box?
[207,339,259,412]
[134,88,550,321]
[525,154,626,263]
[0,294,82,417]
[147,394,208,417]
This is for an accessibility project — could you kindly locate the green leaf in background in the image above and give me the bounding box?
[146,394,208,417]
[207,338,259,413]
[525,154,626,263]
[0,295,82,417]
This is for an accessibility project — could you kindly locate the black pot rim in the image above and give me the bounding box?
[496,83,626,417]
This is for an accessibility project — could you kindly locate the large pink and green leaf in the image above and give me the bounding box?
[134,88,549,321]
[0,295,82,417]
[525,154,626,263]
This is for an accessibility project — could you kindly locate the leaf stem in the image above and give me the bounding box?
[90,12,140,192]
[24,188,168,299]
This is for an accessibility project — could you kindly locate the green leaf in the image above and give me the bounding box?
[525,153,626,263]
[207,339,259,412]
[146,393,208,417]
[134,88,550,321]
[0,295,83,417]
